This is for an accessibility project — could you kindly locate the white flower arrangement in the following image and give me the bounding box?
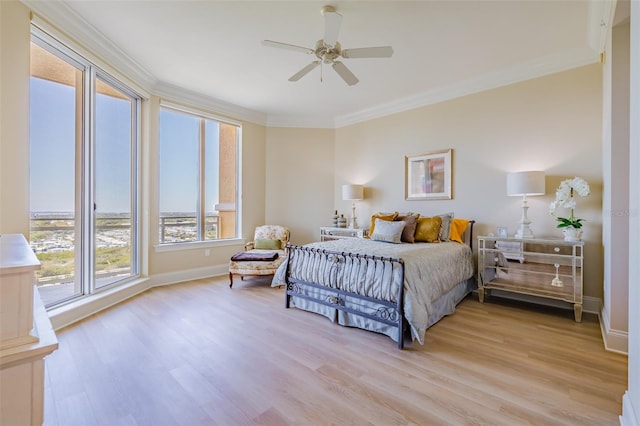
[549,176,590,229]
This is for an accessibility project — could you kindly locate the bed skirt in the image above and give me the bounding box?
[288,278,474,345]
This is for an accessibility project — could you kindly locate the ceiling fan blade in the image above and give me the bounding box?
[323,10,343,47]
[262,40,314,54]
[332,61,359,86]
[288,61,321,82]
[341,46,394,59]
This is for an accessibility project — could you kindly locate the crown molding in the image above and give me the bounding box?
[264,114,335,129]
[22,0,157,91]
[588,0,617,53]
[333,47,600,128]
[154,82,267,126]
[23,0,267,125]
[22,0,605,130]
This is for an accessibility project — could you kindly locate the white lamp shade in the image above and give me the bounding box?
[507,171,545,196]
[342,184,364,200]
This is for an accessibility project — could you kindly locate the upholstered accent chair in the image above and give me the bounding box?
[228,225,290,288]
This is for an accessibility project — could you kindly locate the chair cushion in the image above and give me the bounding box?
[231,251,279,262]
[253,238,281,250]
[229,250,286,276]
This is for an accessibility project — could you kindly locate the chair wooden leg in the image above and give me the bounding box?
[229,272,233,288]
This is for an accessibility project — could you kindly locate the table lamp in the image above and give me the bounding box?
[342,184,364,229]
[507,171,545,238]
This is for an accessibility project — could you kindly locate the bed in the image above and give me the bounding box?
[271,217,475,349]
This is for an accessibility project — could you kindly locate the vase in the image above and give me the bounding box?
[562,227,583,242]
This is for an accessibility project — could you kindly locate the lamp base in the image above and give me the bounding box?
[514,225,534,239]
[349,203,358,229]
[514,197,534,239]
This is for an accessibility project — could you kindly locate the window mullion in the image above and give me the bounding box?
[131,99,140,274]
[85,66,97,295]
[198,118,206,241]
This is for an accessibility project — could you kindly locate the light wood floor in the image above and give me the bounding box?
[44,275,627,426]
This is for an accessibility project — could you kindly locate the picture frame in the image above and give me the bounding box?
[497,227,508,238]
[405,149,452,200]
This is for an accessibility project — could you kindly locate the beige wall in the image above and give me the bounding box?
[265,127,335,244]
[623,0,639,419]
[334,64,604,299]
[0,1,30,235]
[600,16,631,353]
[607,21,631,332]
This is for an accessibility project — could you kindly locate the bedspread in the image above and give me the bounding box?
[272,238,474,344]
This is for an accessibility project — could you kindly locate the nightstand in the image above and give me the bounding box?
[320,227,368,241]
[477,236,584,322]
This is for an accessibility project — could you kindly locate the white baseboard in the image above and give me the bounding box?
[148,264,229,287]
[480,290,628,354]
[49,264,230,331]
[599,306,629,355]
[49,277,152,330]
[621,391,639,426]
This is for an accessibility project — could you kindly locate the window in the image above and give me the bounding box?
[159,105,240,244]
[29,27,140,308]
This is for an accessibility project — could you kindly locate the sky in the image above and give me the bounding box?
[30,77,220,214]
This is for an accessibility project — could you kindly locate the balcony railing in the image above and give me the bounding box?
[159,214,220,243]
[29,213,221,306]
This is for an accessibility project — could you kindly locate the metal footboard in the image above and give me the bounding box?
[284,245,406,349]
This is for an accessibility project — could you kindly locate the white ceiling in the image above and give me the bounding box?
[25,1,610,128]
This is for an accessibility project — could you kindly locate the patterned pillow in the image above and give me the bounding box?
[370,219,406,244]
[437,212,455,241]
[414,216,443,243]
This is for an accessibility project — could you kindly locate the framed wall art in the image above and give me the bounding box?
[405,149,452,200]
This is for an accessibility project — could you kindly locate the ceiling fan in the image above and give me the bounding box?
[262,5,394,86]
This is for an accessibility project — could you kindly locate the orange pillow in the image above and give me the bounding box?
[449,218,469,243]
[369,212,398,236]
[414,216,442,243]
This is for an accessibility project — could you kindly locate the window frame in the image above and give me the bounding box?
[29,24,142,308]
[157,101,242,250]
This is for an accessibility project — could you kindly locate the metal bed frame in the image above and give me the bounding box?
[283,220,475,350]
[284,246,406,348]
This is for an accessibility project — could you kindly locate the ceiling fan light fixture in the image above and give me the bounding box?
[262,5,393,86]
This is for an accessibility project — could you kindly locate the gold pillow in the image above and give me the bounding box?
[449,218,469,243]
[414,216,443,243]
[369,212,398,236]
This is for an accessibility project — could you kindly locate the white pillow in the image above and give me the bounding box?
[370,219,406,244]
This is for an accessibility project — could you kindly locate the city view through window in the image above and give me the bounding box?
[30,37,239,308]
[29,38,139,307]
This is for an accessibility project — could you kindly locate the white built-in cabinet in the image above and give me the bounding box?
[0,234,58,425]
